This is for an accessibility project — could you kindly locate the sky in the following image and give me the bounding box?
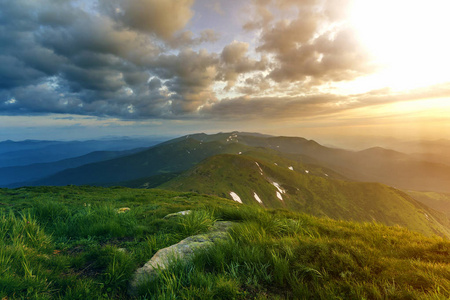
[1,0,450,144]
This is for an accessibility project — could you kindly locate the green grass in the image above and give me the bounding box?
[0,186,239,299]
[142,207,450,299]
[160,153,450,238]
[177,209,217,236]
[0,186,450,299]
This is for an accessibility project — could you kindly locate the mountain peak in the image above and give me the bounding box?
[358,146,404,156]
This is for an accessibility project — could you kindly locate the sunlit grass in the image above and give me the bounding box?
[177,209,217,236]
[143,206,450,299]
[0,186,449,299]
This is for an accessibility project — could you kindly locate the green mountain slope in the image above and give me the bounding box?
[407,190,450,217]
[21,132,450,194]
[161,153,450,238]
[184,132,450,193]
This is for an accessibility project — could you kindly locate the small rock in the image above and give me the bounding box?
[129,221,234,294]
[163,210,192,219]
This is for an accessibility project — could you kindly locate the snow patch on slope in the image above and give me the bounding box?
[253,192,263,204]
[229,192,243,204]
[255,162,264,175]
[272,182,285,194]
[276,191,283,201]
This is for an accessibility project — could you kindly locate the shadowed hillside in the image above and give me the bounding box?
[0,138,163,167]
[1,149,145,187]
[28,139,251,186]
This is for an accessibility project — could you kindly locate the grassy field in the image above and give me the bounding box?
[1,186,450,299]
[161,154,450,238]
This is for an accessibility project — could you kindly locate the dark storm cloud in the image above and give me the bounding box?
[150,49,219,114]
[0,55,46,89]
[0,0,68,88]
[99,0,195,40]
[0,80,84,115]
[0,0,226,119]
[35,14,159,60]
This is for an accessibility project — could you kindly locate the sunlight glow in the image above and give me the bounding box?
[349,0,450,91]
[386,98,450,115]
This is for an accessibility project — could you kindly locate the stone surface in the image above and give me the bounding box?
[163,210,191,219]
[117,207,130,213]
[129,221,234,294]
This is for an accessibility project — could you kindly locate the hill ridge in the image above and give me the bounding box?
[160,152,450,238]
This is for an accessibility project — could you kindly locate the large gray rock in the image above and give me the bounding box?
[129,221,234,294]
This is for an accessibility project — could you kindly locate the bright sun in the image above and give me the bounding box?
[348,0,450,91]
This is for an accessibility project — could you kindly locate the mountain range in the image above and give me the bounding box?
[0,148,145,186]
[3,131,450,237]
[0,137,165,167]
[9,132,450,192]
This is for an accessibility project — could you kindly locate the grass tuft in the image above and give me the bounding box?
[177,209,217,237]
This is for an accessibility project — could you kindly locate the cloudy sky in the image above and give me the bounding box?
[1,0,450,143]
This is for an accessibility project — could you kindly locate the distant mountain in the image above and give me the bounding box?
[186,133,450,193]
[0,139,60,154]
[0,138,165,167]
[384,139,450,166]
[389,139,450,154]
[12,131,450,237]
[1,148,145,187]
[20,132,450,194]
[159,153,450,238]
[28,139,252,186]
